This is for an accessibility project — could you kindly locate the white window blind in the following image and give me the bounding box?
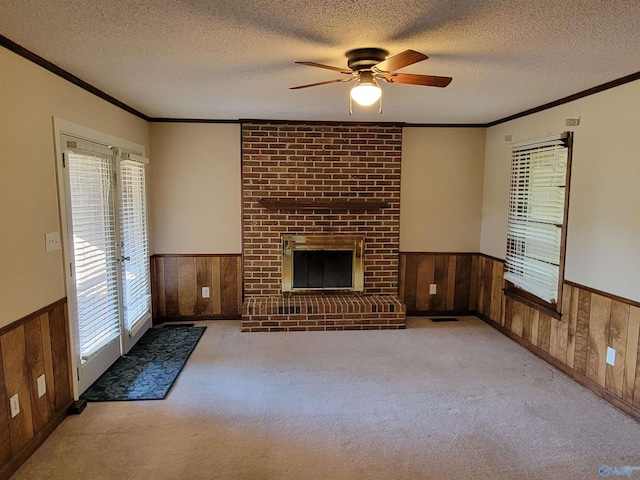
[66,143,121,359]
[119,157,151,334]
[504,133,569,304]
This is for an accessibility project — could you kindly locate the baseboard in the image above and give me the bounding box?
[406,310,474,317]
[0,401,72,480]
[476,312,640,423]
[153,314,242,325]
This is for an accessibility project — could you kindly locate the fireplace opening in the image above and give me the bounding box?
[293,250,353,289]
[282,235,364,293]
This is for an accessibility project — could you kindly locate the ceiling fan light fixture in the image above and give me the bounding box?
[291,48,451,115]
[350,72,381,106]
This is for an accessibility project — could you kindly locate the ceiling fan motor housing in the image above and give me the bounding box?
[346,48,389,71]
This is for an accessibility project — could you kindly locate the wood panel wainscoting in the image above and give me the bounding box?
[472,254,640,422]
[151,254,243,322]
[0,298,74,480]
[399,252,476,315]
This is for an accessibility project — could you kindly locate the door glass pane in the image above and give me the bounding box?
[67,149,121,358]
[119,159,151,331]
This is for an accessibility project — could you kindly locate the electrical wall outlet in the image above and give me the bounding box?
[45,231,61,252]
[37,374,47,397]
[429,284,437,295]
[606,347,616,366]
[202,287,210,298]
[9,394,20,418]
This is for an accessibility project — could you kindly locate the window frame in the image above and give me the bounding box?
[503,132,573,319]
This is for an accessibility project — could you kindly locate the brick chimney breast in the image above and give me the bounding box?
[241,123,405,331]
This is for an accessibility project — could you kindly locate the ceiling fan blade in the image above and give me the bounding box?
[295,62,352,74]
[383,73,452,87]
[373,50,428,72]
[290,78,353,90]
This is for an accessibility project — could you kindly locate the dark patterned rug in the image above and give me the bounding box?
[80,326,206,401]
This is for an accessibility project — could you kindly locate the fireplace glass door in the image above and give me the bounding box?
[293,250,354,289]
[282,235,364,293]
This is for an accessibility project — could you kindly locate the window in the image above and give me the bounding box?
[504,132,573,315]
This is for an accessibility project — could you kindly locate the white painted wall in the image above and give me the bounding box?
[481,81,640,302]
[148,122,242,254]
[400,127,486,252]
[0,47,149,328]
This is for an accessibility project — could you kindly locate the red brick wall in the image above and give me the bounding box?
[242,123,402,296]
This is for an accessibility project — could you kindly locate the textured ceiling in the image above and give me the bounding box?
[2,0,640,123]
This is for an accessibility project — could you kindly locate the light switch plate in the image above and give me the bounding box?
[429,284,437,295]
[202,287,210,298]
[45,231,61,252]
[37,374,47,397]
[9,394,20,418]
[606,347,616,366]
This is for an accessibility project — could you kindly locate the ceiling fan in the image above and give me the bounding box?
[290,48,452,113]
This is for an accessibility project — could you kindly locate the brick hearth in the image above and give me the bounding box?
[242,294,406,332]
[241,122,406,331]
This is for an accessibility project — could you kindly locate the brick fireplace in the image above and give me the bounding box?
[241,122,406,331]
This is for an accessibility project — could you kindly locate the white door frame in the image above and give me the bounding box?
[53,117,151,399]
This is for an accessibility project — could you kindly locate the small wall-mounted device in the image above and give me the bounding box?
[37,374,47,397]
[45,231,61,252]
[10,394,20,418]
[606,347,616,366]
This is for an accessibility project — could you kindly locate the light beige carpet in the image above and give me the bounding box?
[13,317,640,479]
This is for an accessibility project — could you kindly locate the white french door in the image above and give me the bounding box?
[60,134,151,394]
[118,154,152,353]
